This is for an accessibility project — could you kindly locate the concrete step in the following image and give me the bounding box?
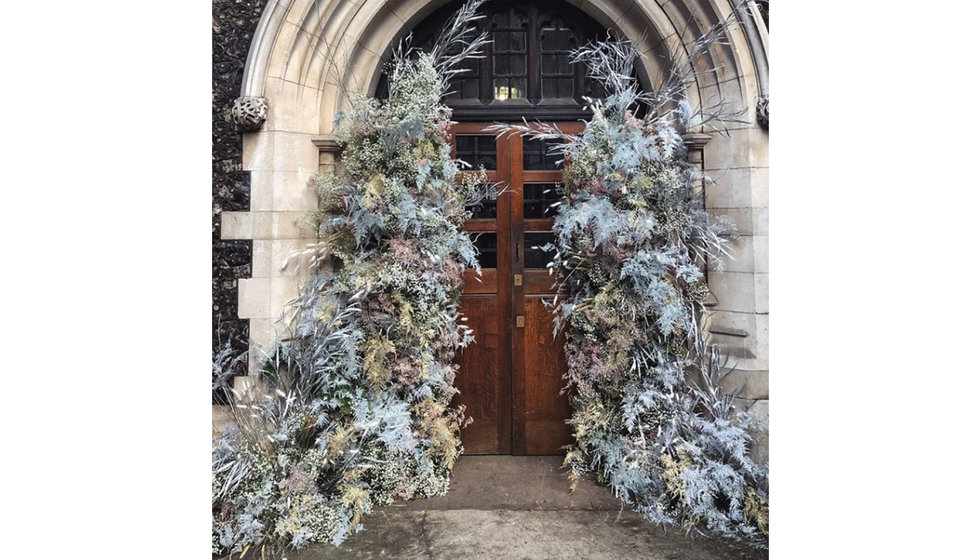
[403,455,622,511]
[215,443,768,559]
[286,509,768,560]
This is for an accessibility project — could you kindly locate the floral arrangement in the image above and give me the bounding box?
[211,2,492,556]
[500,10,769,540]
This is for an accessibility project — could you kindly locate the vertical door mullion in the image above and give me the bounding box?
[494,130,514,455]
[509,129,527,455]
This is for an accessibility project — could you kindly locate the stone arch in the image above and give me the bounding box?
[240,0,768,136]
[223,1,769,430]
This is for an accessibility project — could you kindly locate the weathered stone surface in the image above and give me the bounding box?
[706,270,756,314]
[747,400,769,464]
[285,508,768,559]
[213,0,269,401]
[279,456,767,560]
[721,369,769,400]
[404,456,621,511]
[748,399,769,425]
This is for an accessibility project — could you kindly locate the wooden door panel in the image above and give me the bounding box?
[521,296,572,455]
[452,122,581,456]
[455,294,509,454]
[523,270,564,294]
[462,268,497,294]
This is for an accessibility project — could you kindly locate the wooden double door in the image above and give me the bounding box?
[451,122,583,455]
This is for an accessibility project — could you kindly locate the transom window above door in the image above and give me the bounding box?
[380,0,612,121]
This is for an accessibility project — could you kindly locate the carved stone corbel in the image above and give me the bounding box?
[756,95,769,130]
[232,96,268,131]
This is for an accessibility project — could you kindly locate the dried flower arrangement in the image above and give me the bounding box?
[492,4,769,541]
[211,2,493,556]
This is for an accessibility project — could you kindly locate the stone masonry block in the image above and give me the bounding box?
[704,129,750,172]
[282,25,317,85]
[705,167,752,209]
[715,207,752,237]
[358,8,409,58]
[273,212,310,239]
[341,42,384,109]
[221,212,252,240]
[715,234,754,273]
[273,170,318,212]
[248,318,275,356]
[272,239,309,277]
[251,212,274,240]
[748,127,769,168]
[265,79,321,134]
[754,314,769,366]
[389,0,444,27]
[271,277,303,320]
[754,273,769,314]
[249,170,275,211]
[706,310,755,341]
[748,399,769,426]
[242,130,274,171]
[750,166,768,210]
[238,278,271,319]
[704,127,768,171]
[753,207,768,236]
[721,369,769,401]
[707,270,757,314]
[265,19,299,81]
[273,132,319,171]
[746,400,769,465]
[753,235,768,274]
[251,239,273,278]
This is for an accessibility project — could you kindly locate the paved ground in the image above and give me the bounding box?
[284,456,768,560]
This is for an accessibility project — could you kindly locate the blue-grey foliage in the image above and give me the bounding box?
[495,3,768,542]
[212,2,494,555]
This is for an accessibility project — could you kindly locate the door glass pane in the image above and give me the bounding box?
[456,135,497,170]
[466,184,498,219]
[523,183,563,218]
[470,232,498,269]
[523,137,563,170]
[524,232,556,269]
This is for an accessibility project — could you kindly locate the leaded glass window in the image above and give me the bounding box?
[393,0,615,121]
[490,9,529,100]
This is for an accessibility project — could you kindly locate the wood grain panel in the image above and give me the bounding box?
[524,269,564,294]
[454,295,507,454]
[463,268,498,294]
[521,296,572,455]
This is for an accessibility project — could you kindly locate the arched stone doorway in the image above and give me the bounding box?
[394,0,612,455]
[221,0,770,457]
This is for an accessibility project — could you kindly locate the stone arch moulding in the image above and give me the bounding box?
[239,0,768,136]
[225,0,770,422]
